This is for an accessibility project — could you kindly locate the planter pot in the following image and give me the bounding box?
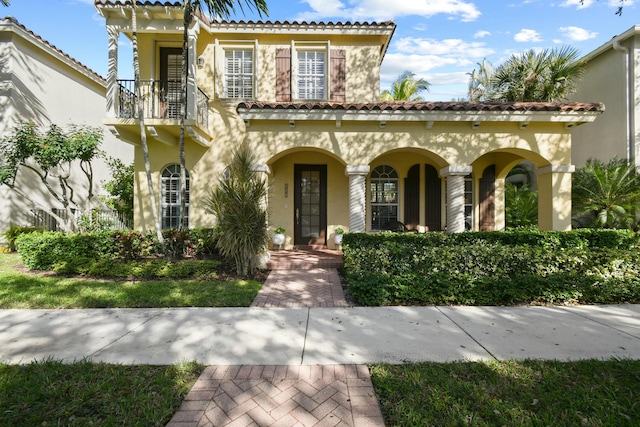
[273,233,285,246]
[334,234,343,245]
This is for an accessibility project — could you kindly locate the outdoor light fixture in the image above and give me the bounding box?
[197,55,205,68]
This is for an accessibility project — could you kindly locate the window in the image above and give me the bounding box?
[297,50,325,99]
[161,164,190,229]
[370,165,399,231]
[224,49,253,98]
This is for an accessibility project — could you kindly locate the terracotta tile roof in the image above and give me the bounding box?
[1,16,105,82]
[93,1,394,27]
[237,101,604,113]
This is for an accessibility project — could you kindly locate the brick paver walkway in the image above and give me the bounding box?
[167,251,384,427]
[166,365,384,427]
[250,268,349,308]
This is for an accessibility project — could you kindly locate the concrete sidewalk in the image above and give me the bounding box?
[1,304,639,365]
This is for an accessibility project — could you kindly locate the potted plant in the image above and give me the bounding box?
[334,227,345,245]
[273,227,286,246]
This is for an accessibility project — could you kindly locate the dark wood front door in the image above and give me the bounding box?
[294,164,327,246]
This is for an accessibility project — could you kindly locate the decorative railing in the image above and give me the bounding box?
[116,80,209,129]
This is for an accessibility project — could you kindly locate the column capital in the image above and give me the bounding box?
[536,164,575,176]
[251,164,271,174]
[440,165,472,177]
[345,165,370,176]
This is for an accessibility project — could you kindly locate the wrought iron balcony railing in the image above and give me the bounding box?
[116,79,209,129]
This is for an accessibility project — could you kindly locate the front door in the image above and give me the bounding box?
[294,164,327,246]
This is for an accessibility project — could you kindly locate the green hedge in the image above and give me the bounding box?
[342,230,640,306]
[15,228,218,271]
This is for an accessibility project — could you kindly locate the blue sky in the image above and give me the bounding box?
[2,0,637,100]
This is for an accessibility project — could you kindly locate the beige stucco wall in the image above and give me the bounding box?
[571,33,640,167]
[122,23,582,238]
[0,23,133,240]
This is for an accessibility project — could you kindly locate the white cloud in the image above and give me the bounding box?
[514,28,542,42]
[560,0,594,8]
[559,26,598,41]
[296,0,481,22]
[394,37,495,58]
[474,30,491,38]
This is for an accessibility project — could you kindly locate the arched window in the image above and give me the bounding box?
[370,165,399,231]
[161,164,189,229]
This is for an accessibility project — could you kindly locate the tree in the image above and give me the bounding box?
[467,58,496,102]
[0,121,103,232]
[380,71,430,101]
[177,0,268,230]
[131,1,165,248]
[572,158,640,229]
[505,183,538,228]
[205,143,269,276]
[581,0,625,15]
[102,157,134,226]
[1,1,9,6]
[490,46,585,102]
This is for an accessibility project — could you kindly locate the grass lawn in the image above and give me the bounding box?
[0,359,203,426]
[371,359,640,427]
[0,253,262,308]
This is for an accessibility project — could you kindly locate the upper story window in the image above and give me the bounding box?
[297,50,326,99]
[275,44,345,102]
[224,49,254,99]
[215,40,257,100]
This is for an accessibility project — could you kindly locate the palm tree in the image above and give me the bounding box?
[490,46,584,102]
[131,1,165,249]
[467,58,495,102]
[572,158,640,229]
[177,0,268,230]
[380,71,430,101]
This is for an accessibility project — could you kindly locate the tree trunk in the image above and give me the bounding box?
[133,2,165,248]
[178,1,191,231]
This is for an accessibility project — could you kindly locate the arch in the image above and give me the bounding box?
[265,146,347,167]
[161,164,190,229]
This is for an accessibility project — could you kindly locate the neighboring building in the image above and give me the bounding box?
[0,16,133,237]
[571,25,640,167]
[95,2,602,249]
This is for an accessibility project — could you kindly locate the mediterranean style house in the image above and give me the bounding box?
[95,1,603,249]
[570,25,640,168]
[0,16,132,240]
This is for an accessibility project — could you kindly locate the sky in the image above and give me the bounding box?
[2,0,638,101]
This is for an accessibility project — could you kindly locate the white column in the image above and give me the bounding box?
[251,163,271,212]
[106,25,119,118]
[441,166,472,233]
[186,23,199,120]
[345,165,370,233]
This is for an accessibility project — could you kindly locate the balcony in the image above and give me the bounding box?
[105,80,212,147]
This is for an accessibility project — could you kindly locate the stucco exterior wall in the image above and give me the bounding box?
[0,20,133,240]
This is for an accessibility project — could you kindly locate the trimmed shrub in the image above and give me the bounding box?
[342,230,640,306]
[15,228,218,270]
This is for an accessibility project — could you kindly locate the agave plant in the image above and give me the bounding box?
[205,143,269,276]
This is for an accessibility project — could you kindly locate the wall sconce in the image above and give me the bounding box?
[197,55,205,68]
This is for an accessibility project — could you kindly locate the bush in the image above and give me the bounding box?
[2,226,44,252]
[15,228,218,270]
[342,230,640,306]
